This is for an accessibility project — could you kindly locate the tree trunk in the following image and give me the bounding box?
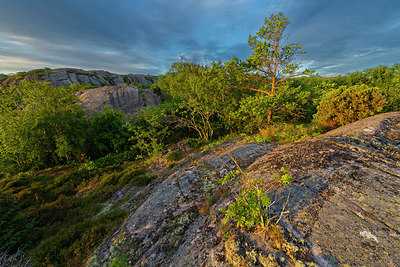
[267,110,272,125]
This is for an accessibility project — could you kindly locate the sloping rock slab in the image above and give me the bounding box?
[247,111,400,266]
[87,142,275,266]
[89,112,400,267]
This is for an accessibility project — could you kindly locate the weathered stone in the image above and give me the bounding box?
[88,141,275,266]
[77,85,161,115]
[1,68,158,87]
[88,112,400,267]
[247,111,400,266]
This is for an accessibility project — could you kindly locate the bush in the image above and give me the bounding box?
[0,194,37,254]
[255,123,322,143]
[87,106,131,159]
[31,209,128,266]
[165,151,183,162]
[234,85,314,134]
[127,106,170,159]
[219,163,292,229]
[314,84,387,130]
[0,81,88,174]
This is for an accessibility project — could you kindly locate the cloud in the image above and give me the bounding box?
[0,0,399,75]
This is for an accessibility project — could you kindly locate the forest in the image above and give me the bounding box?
[0,13,399,266]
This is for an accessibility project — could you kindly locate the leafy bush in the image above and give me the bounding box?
[0,194,37,254]
[234,85,315,134]
[87,106,132,159]
[110,254,130,267]
[127,106,170,159]
[253,123,322,144]
[0,81,88,174]
[219,165,292,229]
[165,151,183,162]
[31,209,128,266]
[314,84,387,129]
[93,151,137,168]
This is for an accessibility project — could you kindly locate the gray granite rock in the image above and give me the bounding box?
[88,112,400,267]
[1,68,157,88]
[77,85,161,115]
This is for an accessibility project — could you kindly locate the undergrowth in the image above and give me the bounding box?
[0,158,154,266]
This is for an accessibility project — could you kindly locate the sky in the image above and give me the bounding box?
[0,0,399,76]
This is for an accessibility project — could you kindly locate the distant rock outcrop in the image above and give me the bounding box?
[1,68,157,88]
[88,112,400,266]
[76,85,162,115]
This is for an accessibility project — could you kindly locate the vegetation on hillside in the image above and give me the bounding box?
[0,12,399,266]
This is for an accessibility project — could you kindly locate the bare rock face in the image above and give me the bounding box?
[76,85,161,115]
[88,112,400,267]
[1,68,157,87]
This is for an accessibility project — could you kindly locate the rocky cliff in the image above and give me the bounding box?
[76,85,162,115]
[1,68,161,115]
[1,68,157,88]
[88,112,400,266]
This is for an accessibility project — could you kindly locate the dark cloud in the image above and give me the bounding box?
[280,0,400,75]
[0,0,399,75]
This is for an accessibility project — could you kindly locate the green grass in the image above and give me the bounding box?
[0,158,155,266]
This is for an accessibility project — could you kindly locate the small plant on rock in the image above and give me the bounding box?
[219,155,292,230]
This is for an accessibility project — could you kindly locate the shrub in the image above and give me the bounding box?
[0,81,88,173]
[127,106,170,159]
[314,84,387,130]
[165,151,183,162]
[255,123,322,144]
[0,194,37,254]
[234,86,314,134]
[31,209,128,266]
[87,106,131,159]
[110,254,130,267]
[218,157,292,229]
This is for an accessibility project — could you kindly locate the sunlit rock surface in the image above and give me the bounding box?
[1,68,157,87]
[76,85,161,115]
[88,112,400,266]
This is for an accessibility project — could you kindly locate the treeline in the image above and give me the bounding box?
[1,63,398,177]
[0,13,399,177]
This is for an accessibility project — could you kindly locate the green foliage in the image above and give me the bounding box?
[0,157,152,266]
[246,12,311,91]
[314,84,387,129]
[127,106,170,159]
[211,13,313,126]
[69,82,96,92]
[110,254,130,267]
[245,123,323,144]
[87,106,131,159]
[0,81,88,174]
[234,85,315,133]
[31,209,128,266]
[165,151,183,162]
[219,170,271,229]
[219,164,292,229]
[0,193,37,254]
[156,62,218,140]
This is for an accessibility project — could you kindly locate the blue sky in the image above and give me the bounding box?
[0,0,399,76]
